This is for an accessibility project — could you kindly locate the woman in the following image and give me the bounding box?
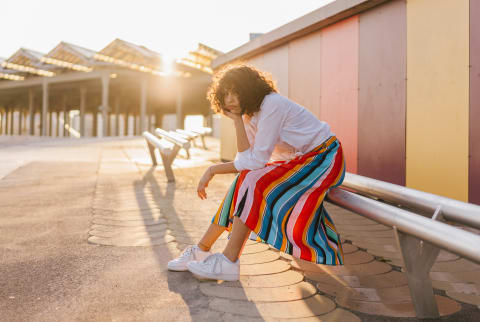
[167,64,345,281]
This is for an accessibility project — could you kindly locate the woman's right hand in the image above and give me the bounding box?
[221,109,242,121]
[197,167,214,200]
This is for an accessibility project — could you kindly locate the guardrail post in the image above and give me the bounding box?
[393,227,440,319]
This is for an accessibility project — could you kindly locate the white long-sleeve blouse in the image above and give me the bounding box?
[233,92,334,171]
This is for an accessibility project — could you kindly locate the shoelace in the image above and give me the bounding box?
[177,245,196,261]
[202,253,223,274]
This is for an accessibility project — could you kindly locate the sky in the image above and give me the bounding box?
[0,0,335,60]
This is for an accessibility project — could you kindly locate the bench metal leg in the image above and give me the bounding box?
[393,227,440,319]
[146,141,157,166]
[159,146,180,182]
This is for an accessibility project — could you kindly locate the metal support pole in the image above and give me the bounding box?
[28,89,35,136]
[93,106,98,137]
[115,95,120,136]
[62,95,68,137]
[80,87,86,137]
[101,74,109,137]
[41,80,48,136]
[9,108,14,135]
[124,107,129,136]
[133,113,138,135]
[56,110,60,137]
[48,109,53,136]
[140,77,147,132]
[393,227,440,319]
[22,110,27,135]
[0,108,3,135]
[18,107,23,135]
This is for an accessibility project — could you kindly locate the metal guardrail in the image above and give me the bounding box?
[342,172,480,229]
[326,174,480,319]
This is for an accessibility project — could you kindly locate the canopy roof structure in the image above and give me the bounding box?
[0,38,220,81]
[0,39,221,138]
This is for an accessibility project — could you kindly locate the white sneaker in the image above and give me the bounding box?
[187,253,240,281]
[167,245,211,271]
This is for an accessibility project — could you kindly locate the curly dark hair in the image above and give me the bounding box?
[207,64,277,116]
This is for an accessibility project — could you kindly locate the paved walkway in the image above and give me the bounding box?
[0,136,479,321]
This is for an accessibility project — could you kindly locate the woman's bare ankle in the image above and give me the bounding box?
[197,242,210,252]
[222,251,238,263]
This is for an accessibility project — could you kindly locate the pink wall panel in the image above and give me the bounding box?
[288,31,322,118]
[320,16,359,173]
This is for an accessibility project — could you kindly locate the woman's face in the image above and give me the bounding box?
[223,90,242,114]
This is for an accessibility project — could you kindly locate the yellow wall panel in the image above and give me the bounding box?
[406,0,469,201]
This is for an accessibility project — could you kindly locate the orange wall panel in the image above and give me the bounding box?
[320,16,359,173]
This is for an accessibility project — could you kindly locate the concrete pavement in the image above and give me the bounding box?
[0,136,479,321]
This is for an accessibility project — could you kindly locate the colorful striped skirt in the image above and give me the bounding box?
[212,136,346,265]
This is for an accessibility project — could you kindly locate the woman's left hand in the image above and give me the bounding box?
[197,167,214,200]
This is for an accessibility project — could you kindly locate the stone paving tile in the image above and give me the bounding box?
[310,270,408,289]
[200,281,317,302]
[240,260,291,276]
[432,280,480,294]
[89,227,169,239]
[292,259,391,276]
[87,234,175,246]
[431,258,480,272]
[330,284,413,303]
[91,217,167,226]
[89,223,167,233]
[446,292,480,306]
[335,224,392,231]
[209,294,336,319]
[242,243,270,254]
[336,295,461,318]
[223,308,361,322]
[92,213,165,222]
[217,270,305,288]
[240,250,280,265]
[430,271,480,283]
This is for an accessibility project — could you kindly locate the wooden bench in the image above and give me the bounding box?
[142,129,190,182]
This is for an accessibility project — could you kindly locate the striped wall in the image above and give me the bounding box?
[219,0,476,203]
[406,0,469,201]
[470,0,480,205]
